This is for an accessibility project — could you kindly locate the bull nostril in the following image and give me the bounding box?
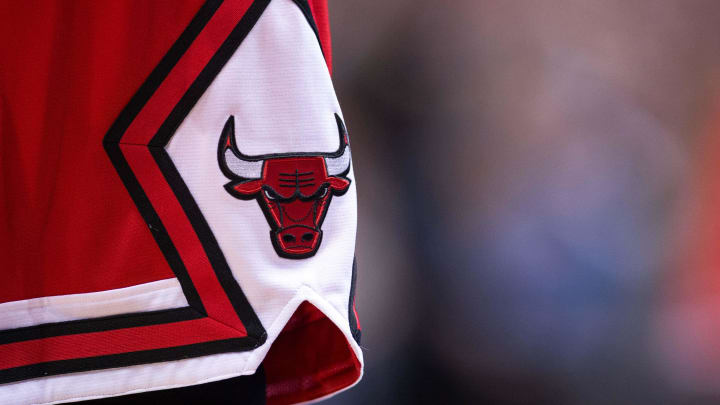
[301,233,314,242]
[282,234,296,244]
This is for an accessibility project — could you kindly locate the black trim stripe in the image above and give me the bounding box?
[104,0,223,144]
[0,307,203,346]
[104,0,270,342]
[349,257,361,344]
[1,0,332,385]
[291,0,326,62]
[106,0,270,341]
[104,142,205,312]
[145,0,272,339]
[150,0,269,147]
[0,338,257,385]
[151,146,266,339]
[0,0,275,385]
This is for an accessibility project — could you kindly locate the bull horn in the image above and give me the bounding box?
[325,114,352,176]
[218,116,263,179]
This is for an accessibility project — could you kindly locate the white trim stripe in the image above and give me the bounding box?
[0,278,188,330]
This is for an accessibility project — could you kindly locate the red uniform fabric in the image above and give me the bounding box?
[1,1,359,403]
[0,0,333,302]
[0,0,205,303]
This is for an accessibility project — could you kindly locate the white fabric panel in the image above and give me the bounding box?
[5,288,362,405]
[0,278,187,330]
[1,1,362,403]
[165,0,361,381]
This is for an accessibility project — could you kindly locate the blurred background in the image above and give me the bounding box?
[323,1,720,404]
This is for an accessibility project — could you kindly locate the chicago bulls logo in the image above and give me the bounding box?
[218,114,351,259]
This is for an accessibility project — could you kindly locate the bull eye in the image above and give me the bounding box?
[318,186,328,198]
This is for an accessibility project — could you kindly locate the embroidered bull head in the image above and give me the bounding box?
[218,114,351,259]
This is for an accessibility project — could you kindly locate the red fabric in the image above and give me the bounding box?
[263,302,361,405]
[308,0,332,73]
[120,145,246,332]
[120,0,245,145]
[0,0,266,375]
[0,0,205,303]
[0,317,239,370]
[113,0,255,331]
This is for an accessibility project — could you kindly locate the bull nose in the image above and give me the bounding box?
[277,226,319,251]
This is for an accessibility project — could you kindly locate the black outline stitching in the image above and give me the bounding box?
[349,257,361,344]
[290,0,325,61]
[217,114,351,259]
